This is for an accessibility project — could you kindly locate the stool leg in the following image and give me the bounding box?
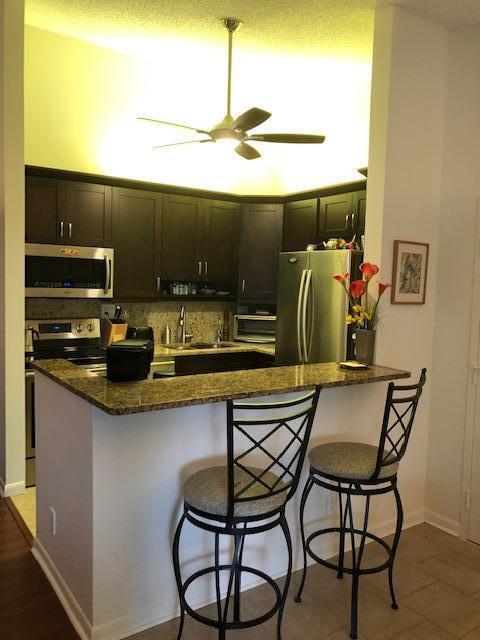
[233,527,246,623]
[337,483,347,579]
[348,489,370,640]
[389,483,404,610]
[214,533,222,628]
[172,514,186,640]
[295,476,314,603]
[277,513,293,640]
[221,532,243,629]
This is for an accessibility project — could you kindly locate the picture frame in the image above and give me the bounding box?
[391,240,429,304]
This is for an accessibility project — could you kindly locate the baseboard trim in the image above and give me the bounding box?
[4,497,34,547]
[0,478,25,497]
[32,538,92,640]
[425,510,460,536]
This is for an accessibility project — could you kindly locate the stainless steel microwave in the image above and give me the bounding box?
[233,314,276,344]
[25,243,114,298]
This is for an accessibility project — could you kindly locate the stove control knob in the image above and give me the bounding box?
[76,324,84,333]
[87,323,95,332]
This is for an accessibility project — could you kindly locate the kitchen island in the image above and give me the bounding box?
[31,357,409,640]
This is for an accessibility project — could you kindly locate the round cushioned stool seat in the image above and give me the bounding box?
[309,442,399,481]
[183,465,286,518]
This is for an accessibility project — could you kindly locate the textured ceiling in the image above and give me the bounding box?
[25,0,378,59]
[379,0,480,30]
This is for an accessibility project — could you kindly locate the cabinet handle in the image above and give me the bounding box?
[198,261,202,276]
[156,276,161,292]
[345,213,349,230]
[68,222,72,240]
[204,261,208,277]
[242,279,246,293]
[59,221,64,238]
[352,212,357,228]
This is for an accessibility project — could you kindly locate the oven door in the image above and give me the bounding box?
[25,244,113,298]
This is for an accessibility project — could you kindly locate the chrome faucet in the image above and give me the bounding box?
[179,306,193,344]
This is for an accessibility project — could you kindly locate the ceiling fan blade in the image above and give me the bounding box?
[153,139,212,149]
[232,108,272,132]
[138,116,210,135]
[234,142,261,160]
[249,133,326,144]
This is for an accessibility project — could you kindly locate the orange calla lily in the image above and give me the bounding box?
[379,282,391,296]
[333,272,349,284]
[360,262,379,280]
[350,279,366,298]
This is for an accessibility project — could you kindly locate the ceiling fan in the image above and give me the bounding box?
[138,18,326,160]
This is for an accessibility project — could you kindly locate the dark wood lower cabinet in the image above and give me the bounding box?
[112,188,162,298]
[173,351,275,376]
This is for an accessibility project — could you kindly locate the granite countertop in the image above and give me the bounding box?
[31,358,410,416]
[153,342,275,358]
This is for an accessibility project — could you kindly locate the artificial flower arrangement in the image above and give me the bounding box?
[333,262,391,330]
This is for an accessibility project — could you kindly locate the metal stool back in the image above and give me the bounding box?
[226,388,321,522]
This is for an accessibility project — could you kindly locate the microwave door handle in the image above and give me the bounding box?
[103,255,110,294]
[302,270,312,363]
[297,269,307,362]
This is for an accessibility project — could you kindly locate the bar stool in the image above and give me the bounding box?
[172,387,321,639]
[295,370,426,640]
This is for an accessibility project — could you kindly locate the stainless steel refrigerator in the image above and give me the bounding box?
[275,250,363,365]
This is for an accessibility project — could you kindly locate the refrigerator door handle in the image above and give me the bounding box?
[306,271,315,362]
[297,269,307,362]
[302,269,313,362]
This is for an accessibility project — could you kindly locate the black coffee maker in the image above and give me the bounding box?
[106,339,154,382]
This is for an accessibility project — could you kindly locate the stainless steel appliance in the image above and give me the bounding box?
[24,317,104,486]
[25,243,114,298]
[233,315,276,344]
[275,250,363,365]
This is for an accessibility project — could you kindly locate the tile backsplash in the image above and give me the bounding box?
[25,299,235,343]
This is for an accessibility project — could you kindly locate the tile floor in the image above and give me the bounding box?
[125,523,480,640]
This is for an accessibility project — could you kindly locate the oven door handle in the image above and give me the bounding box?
[104,255,111,294]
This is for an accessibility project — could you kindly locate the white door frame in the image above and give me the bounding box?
[460,196,480,541]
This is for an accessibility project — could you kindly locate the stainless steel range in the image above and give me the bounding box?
[24,317,105,486]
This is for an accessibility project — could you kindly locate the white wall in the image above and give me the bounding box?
[427,25,480,535]
[366,6,448,526]
[0,0,25,495]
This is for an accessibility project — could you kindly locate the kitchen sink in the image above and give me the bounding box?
[167,342,234,350]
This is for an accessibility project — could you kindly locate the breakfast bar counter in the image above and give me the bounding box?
[31,358,409,414]
[32,359,410,640]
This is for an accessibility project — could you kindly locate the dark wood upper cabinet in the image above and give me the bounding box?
[161,194,204,281]
[238,203,283,303]
[318,192,353,238]
[203,200,241,283]
[25,176,66,244]
[65,182,112,247]
[112,188,162,298]
[352,190,367,232]
[282,198,318,251]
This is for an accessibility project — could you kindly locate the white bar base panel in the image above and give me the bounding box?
[33,373,429,640]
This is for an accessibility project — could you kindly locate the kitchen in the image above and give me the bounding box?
[3,2,480,640]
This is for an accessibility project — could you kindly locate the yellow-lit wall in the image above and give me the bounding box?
[25,25,371,195]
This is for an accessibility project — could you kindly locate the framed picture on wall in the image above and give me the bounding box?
[391,240,429,304]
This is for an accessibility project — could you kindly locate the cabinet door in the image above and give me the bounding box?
[203,200,241,283]
[25,176,66,244]
[238,204,283,303]
[66,182,112,247]
[161,194,203,281]
[352,190,367,232]
[318,192,353,238]
[282,198,318,251]
[112,188,162,298]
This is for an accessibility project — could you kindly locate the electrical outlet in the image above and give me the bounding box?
[101,304,116,319]
[49,507,57,536]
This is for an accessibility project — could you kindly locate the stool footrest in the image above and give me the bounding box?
[180,564,282,630]
[306,527,393,575]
